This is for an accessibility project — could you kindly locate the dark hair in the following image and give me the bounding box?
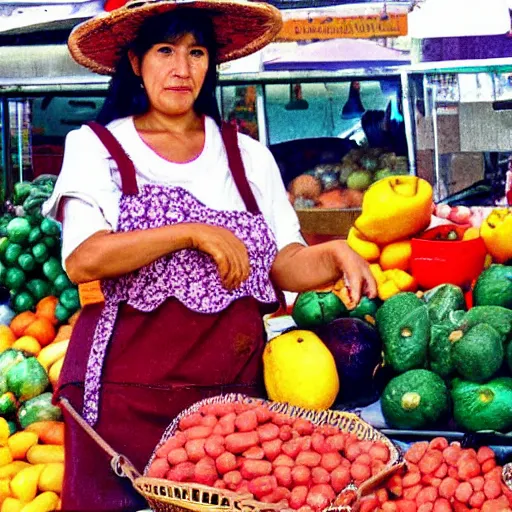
[97,9,221,126]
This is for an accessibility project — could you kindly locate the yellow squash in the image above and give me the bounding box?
[480,208,512,263]
[355,176,433,245]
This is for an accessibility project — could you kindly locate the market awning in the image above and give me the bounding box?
[263,38,410,70]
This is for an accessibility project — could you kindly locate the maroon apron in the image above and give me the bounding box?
[56,121,279,512]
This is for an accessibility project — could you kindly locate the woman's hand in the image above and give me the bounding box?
[323,240,377,305]
[189,224,250,290]
[271,240,377,303]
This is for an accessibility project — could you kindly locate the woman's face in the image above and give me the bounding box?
[131,33,209,118]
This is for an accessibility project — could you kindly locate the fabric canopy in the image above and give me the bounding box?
[263,38,410,71]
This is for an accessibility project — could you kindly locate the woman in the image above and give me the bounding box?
[43,1,377,510]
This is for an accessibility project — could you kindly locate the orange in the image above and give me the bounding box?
[10,311,37,338]
[36,296,59,326]
[53,325,73,344]
[12,335,41,356]
[0,326,15,352]
[23,318,56,348]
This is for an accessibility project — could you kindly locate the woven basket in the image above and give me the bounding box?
[61,394,404,512]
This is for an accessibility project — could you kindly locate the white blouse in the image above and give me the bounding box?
[43,116,305,267]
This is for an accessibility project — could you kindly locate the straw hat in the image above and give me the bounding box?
[68,0,283,75]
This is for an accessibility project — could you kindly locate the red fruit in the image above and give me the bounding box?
[296,451,321,468]
[289,485,308,509]
[405,442,429,465]
[215,452,237,475]
[291,465,311,486]
[306,484,335,511]
[248,475,277,500]
[418,450,443,475]
[330,466,351,493]
[325,434,346,453]
[320,452,342,472]
[293,419,314,436]
[235,410,258,432]
[311,467,330,485]
[455,482,472,503]
[262,439,283,462]
[283,439,302,459]
[147,458,169,479]
[476,446,495,465]
[274,465,292,489]
[258,423,280,442]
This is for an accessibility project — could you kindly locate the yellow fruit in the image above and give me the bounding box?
[356,176,433,245]
[378,279,401,301]
[48,358,64,390]
[26,446,64,465]
[0,479,11,504]
[38,463,63,493]
[379,240,412,271]
[263,330,339,410]
[0,449,12,468]
[20,492,59,512]
[0,420,11,447]
[11,337,41,357]
[0,463,30,481]
[36,340,69,372]
[347,227,380,261]
[10,465,44,503]
[1,498,23,512]
[7,433,38,461]
[369,263,387,286]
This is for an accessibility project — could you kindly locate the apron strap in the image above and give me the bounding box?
[220,122,260,215]
[86,121,139,196]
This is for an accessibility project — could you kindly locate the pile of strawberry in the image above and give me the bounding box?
[146,401,392,512]
[359,437,512,512]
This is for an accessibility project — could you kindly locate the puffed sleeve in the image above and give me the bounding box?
[42,125,122,262]
[239,135,306,251]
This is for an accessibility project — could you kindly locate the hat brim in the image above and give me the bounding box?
[68,0,282,75]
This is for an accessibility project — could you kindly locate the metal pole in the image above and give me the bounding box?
[1,97,11,206]
[400,70,416,175]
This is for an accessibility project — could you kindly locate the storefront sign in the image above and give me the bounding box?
[277,14,408,41]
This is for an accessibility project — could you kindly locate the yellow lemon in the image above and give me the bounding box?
[263,330,339,410]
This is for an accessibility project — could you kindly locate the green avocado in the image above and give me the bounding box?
[349,296,382,324]
[473,264,512,309]
[6,357,49,402]
[381,369,450,429]
[451,377,512,432]
[376,293,430,373]
[423,283,466,324]
[428,322,455,378]
[460,306,512,344]
[292,290,347,328]
[451,323,504,382]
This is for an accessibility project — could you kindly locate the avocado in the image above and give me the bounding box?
[451,377,512,432]
[381,369,450,429]
[376,293,430,373]
[473,264,512,309]
[423,283,466,324]
[292,291,347,328]
[460,306,512,343]
[451,323,504,382]
[428,323,455,378]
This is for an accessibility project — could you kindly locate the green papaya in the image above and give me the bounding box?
[381,369,450,429]
[473,264,512,309]
[0,392,17,416]
[6,358,49,402]
[460,306,512,343]
[376,293,430,373]
[451,324,504,382]
[292,291,347,328]
[0,349,26,376]
[423,283,466,324]
[17,392,62,429]
[451,377,512,432]
[428,323,455,378]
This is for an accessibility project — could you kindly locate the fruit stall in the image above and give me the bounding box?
[0,37,512,512]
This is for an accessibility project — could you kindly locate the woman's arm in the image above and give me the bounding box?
[271,240,377,305]
[65,223,250,290]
